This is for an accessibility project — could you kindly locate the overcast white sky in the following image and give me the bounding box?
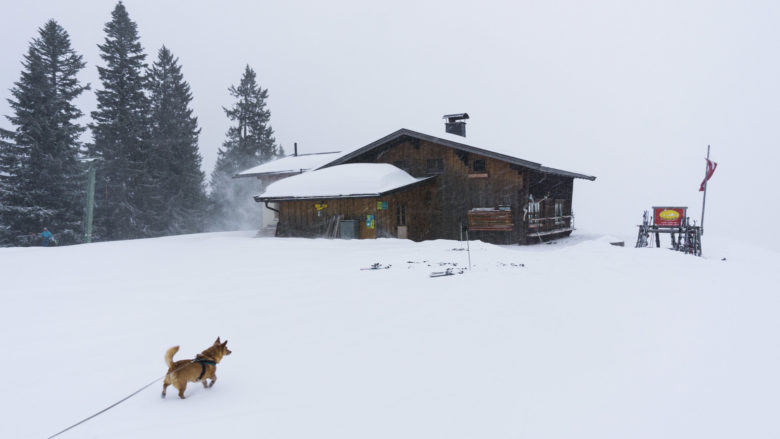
[2,0,778,249]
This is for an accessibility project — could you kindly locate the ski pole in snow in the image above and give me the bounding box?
[466,227,471,271]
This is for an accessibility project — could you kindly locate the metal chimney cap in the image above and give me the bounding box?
[442,113,469,123]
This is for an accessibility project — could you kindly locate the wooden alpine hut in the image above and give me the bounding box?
[254,127,595,244]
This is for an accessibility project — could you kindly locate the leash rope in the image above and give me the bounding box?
[46,375,164,439]
[46,356,214,438]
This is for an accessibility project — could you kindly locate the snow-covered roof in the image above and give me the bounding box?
[322,128,596,181]
[235,152,342,178]
[255,163,434,201]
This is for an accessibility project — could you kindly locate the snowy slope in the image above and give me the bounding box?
[1,232,778,439]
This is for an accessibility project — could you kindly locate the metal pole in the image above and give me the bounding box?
[466,228,471,271]
[700,145,710,235]
[84,160,96,243]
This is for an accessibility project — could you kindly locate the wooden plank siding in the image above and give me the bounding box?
[275,181,434,241]
[341,137,528,244]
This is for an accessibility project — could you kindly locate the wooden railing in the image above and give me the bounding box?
[527,215,572,237]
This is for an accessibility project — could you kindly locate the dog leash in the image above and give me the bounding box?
[46,356,212,438]
[46,375,164,439]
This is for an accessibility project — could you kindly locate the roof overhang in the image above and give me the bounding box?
[233,151,342,179]
[234,170,302,179]
[321,128,596,181]
[254,175,437,203]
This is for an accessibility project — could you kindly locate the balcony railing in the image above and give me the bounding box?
[527,215,572,237]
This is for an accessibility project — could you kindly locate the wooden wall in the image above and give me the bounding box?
[343,137,528,243]
[276,181,434,241]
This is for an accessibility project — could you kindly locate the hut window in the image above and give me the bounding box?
[396,204,407,226]
[554,200,564,217]
[393,160,410,171]
[472,159,486,173]
[426,158,444,174]
[528,197,541,217]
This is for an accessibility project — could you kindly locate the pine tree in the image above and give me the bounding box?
[209,65,278,230]
[146,46,207,235]
[3,20,89,246]
[0,128,19,245]
[90,1,151,240]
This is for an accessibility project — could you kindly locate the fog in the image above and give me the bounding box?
[2,0,778,249]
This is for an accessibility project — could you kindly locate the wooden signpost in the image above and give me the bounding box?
[634,146,715,257]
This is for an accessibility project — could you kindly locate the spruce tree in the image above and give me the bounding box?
[90,1,150,240]
[0,128,19,245]
[3,20,89,246]
[146,46,207,235]
[210,65,278,230]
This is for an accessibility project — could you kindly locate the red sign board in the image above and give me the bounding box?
[653,206,686,227]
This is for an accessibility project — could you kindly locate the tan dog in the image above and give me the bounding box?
[162,337,232,399]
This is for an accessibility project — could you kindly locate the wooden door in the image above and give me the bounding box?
[360,214,377,239]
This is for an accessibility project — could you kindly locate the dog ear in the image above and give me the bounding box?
[222,340,228,346]
[215,337,221,345]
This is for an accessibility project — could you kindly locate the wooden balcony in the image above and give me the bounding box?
[527,215,573,238]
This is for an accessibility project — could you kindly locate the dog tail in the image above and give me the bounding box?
[165,346,180,368]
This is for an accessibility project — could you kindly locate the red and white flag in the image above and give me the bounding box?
[699,159,717,191]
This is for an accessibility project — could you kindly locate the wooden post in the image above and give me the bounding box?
[84,160,96,243]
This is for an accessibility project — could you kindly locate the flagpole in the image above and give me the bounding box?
[700,144,710,235]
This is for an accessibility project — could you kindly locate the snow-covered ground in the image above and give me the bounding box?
[1,231,778,439]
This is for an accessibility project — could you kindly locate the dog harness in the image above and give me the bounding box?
[194,358,216,381]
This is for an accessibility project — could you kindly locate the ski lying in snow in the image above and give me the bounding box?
[361,263,391,270]
[429,268,464,277]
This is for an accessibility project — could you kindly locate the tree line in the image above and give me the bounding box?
[0,1,280,246]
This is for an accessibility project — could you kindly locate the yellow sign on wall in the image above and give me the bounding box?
[314,203,327,211]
